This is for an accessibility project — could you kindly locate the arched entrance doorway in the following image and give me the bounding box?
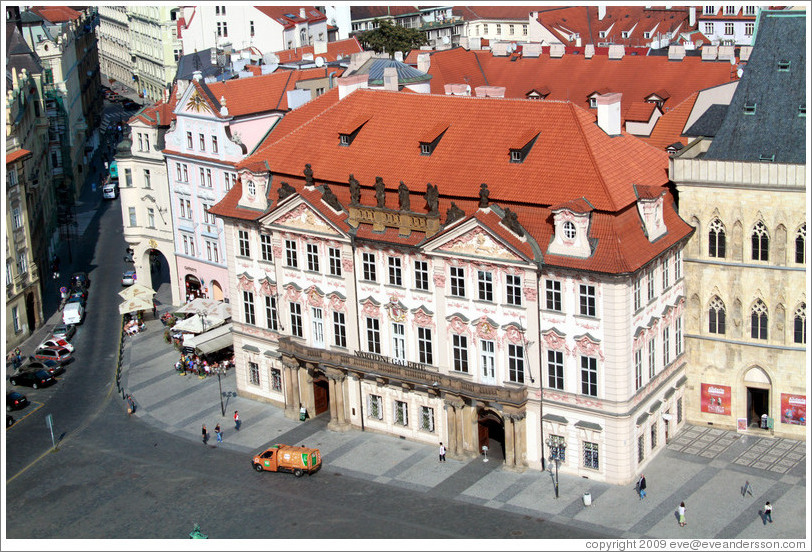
[477,409,506,461]
[313,377,330,416]
[210,280,224,301]
[744,366,771,430]
[146,248,170,290]
[184,274,203,302]
[25,292,37,333]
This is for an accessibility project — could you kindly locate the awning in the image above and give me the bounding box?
[183,323,233,355]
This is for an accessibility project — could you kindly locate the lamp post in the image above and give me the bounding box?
[546,437,566,499]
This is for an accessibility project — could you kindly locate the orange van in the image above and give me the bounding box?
[252,444,321,477]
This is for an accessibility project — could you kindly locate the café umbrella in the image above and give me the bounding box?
[118,282,155,301]
[119,295,154,315]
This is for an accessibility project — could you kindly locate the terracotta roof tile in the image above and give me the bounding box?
[625,102,657,122]
[7,148,32,164]
[29,6,80,23]
[274,37,363,64]
[254,6,326,29]
[205,70,332,115]
[640,92,698,151]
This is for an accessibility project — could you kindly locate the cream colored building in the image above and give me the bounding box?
[97,7,132,85]
[672,10,807,440]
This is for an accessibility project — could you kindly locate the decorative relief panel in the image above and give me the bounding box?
[306,286,324,307]
[438,226,518,260]
[574,335,604,361]
[433,273,446,288]
[412,308,435,328]
[237,274,255,293]
[275,204,336,234]
[448,316,469,336]
[259,278,276,297]
[361,299,381,318]
[542,329,568,352]
[328,293,345,312]
[475,318,498,340]
[284,284,302,301]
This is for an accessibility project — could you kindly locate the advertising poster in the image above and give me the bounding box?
[701,383,731,415]
[780,393,806,426]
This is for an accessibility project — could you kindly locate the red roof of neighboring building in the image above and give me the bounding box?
[129,85,179,127]
[452,5,552,20]
[350,6,421,20]
[625,102,657,123]
[255,6,327,29]
[29,6,81,23]
[6,148,32,164]
[640,91,699,151]
[274,37,364,64]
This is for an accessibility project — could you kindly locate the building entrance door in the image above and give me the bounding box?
[477,411,505,461]
[747,387,769,429]
[313,379,329,415]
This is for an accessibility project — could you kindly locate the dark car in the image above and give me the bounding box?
[9,369,56,389]
[52,323,76,341]
[122,100,140,111]
[26,359,66,377]
[7,391,29,411]
[67,294,87,308]
[70,271,90,290]
[31,347,72,365]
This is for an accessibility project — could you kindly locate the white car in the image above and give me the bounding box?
[39,336,75,353]
[122,270,137,286]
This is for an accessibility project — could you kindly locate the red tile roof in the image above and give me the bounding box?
[129,85,179,127]
[625,102,657,123]
[350,6,421,19]
[29,6,80,23]
[254,6,327,29]
[274,37,363,64]
[640,91,699,151]
[453,6,552,20]
[6,148,32,164]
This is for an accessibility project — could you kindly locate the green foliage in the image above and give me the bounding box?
[359,19,428,59]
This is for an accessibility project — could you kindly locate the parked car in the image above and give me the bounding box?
[70,271,90,290]
[8,369,56,389]
[63,302,85,326]
[251,444,322,477]
[38,336,75,353]
[7,391,29,411]
[52,323,76,341]
[122,270,137,286]
[67,294,87,308]
[26,360,65,377]
[31,347,72,365]
[122,100,140,111]
[103,180,119,199]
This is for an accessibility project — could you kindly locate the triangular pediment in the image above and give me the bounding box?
[175,82,219,118]
[431,223,523,262]
[261,196,343,237]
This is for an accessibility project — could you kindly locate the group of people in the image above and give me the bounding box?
[174,351,233,377]
[124,313,146,336]
[201,411,241,445]
[7,348,23,370]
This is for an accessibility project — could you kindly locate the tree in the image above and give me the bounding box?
[358,19,428,59]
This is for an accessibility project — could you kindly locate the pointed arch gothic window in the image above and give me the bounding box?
[750,299,768,340]
[751,221,769,261]
[794,303,806,344]
[708,296,726,334]
[795,224,806,264]
[708,218,726,258]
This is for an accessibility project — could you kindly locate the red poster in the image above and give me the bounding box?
[780,394,806,426]
[701,383,731,415]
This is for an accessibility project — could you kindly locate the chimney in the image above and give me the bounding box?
[417,52,430,73]
[383,67,398,91]
[299,7,306,18]
[689,7,696,27]
[337,74,369,100]
[596,93,622,136]
[598,5,606,20]
[584,44,595,59]
[192,70,203,81]
[394,51,403,62]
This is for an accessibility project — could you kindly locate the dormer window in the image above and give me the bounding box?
[339,134,352,146]
[247,180,256,196]
[743,103,757,115]
[704,6,715,15]
[800,104,806,117]
[589,96,598,108]
[759,154,775,162]
[510,150,523,162]
[724,6,736,15]
[621,31,630,39]
[419,125,447,157]
[599,30,607,39]
[338,118,369,147]
[509,131,539,164]
[643,31,651,39]
[420,143,432,155]
[778,60,791,72]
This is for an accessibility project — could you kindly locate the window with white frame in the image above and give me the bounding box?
[144,169,151,188]
[249,361,259,385]
[368,394,383,420]
[243,291,256,325]
[663,326,670,366]
[247,181,256,196]
[211,135,218,153]
[508,344,525,383]
[265,296,278,330]
[546,280,562,311]
[724,22,734,35]
[414,260,429,291]
[199,167,205,187]
[206,168,212,188]
[634,348,643,390]
[311,307,324,347]
[418,327,433,364]
[388,256,402,286]
[176,163,182,181]
[703,6,715,15]
[290,302,303,337]
[366,318,381,354]
[662,257,670,289]
[285,239,298,268]
[238,230,250,257]
[450,266,466,297]
[333,311,347,347]
[646,268,655,301]
[704,22,713,36]
[328,247,342,276]
[362,252,376,281]
[651,422,658,449]
[724,5,736,16]
[394,400,408,426]
[307,243,320,272]
[506,274,522,306]
[548,434,566,461]
[477,270,493,301]
[202,203,216,225]
[745,5,756,15]
[580,356,597,396]
[480,339,495,381]
[548,350,564,390]
[128,206,137,227]
[271,368,282,391]
[674,249,682,280]
[648,337,656,378]
[745,22,754,35]
[675,317,683,355]
[452,334,468,372]
[420,406,435,432]
[16,252,28,274]
[12,306,21,333]
[260,234,272,261]
[583,441,599,469]
[182,164,189,182]
[579,284,596,317]
[638,434,646,463]
[392,322,406,361]
[186,131,193,149]
[633,276,642,311]
[12,207,22,229]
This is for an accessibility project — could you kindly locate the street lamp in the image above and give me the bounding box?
[546,437,566,499]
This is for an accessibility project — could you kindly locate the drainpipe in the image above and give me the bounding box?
[536,265,546,471]
[328,71,337,90]
[350,234,364,431]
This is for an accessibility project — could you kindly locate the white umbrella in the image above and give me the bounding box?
[171,313,226,334]
[119,295,154,315]
[118,283,156,301]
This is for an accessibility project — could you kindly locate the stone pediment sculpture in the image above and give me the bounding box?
[278,181,296,202]
[425,182,439,214]
[321,183,342,211]
[349,174,361,205]
[479,182,490,208]
[374,176,386,208]
[445,202,464,224]
[398,181,410,211]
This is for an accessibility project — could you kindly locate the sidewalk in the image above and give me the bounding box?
[120,298,807,540]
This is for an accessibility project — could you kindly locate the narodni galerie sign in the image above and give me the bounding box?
[354,350,430,372]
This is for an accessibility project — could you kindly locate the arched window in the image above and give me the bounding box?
[795,224,806,264]
[708,296,726,334]
[794,303,806,344]
[750,299,768,340]
[708,218,726,258]
[751,221,769,261]
[247,180,256,196]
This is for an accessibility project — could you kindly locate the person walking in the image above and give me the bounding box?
[215,424,222,444]
[637,474,647,500]
[202,424,208,445]
[126,394,135,415]
[764,501,773,524]
[234,410,241,431]
[678,502,686,527]
[439,442,446,462]
[743,480,753,497]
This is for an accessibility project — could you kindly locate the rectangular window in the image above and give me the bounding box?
[243,291,255,325]
[508,344,525,383]
[647,268,655,301]
[394,400,408,426]
[260,234,273,262]
[496,24,501,35]
[128,206,137,226]
[583,442,599,470]
[450,266,466,297]
[546,280,562,311]
[414,260,429,291]
[311,307,324,347]
[674,250,682,281]
[211,135,218,153]
[307,243,320,272]
[388,257,402,286]
[480,339,495,381]
[579,284,596,317]
[285,240,298,268]
[724,22,734,36]
[662,257,670,289]
[250,21,255,36]
[124,168,133,187]
[368,394,383,420]
[675,317,683,356]
[12,207,23,229]
[147,208,155,228]
[238,230,250,258]
[290,302,303,337]
[249,362,259,386]
[677,397,683,423]
[580,356,597,396]
[392,322,406,361]
[548,434,566,462]
[477,270,493,301]
[328,247,342,276]
[724,5,736,15]
[420,406,435,432]
[704,22,713,36]
[745,22,754,36]
[663,326,670,366]
[176,163,182,181]
[506,274,522,306]
[418,327,433,364]
[141,169,151,189]
[271,368,282,391]
[206,168,212,187]
[651,423,658,449]
[186,131,193,149]
[452,334,469,372]
[263,296,277,331]
[182,165,188,181]
[633,276,642,311]
[12,306,21,333]
[199,167,205,186]
[638,434,646,463]
[362,252,376,281]
[648,338,656,378]
[547,350,564,390]
[635,349,643,390]
[333,311,347,347]
[366,318,381,354]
